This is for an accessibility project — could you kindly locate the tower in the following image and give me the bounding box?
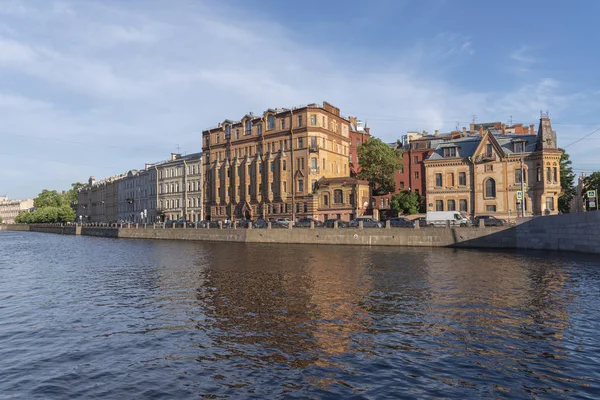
[536,112,557,150]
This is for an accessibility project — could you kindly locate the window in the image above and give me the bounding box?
[205,137,209,147]
[267,115,274,130]
[281,119,286,130]
[283,181,287,193]
[399,165,404,173]
[303,203,308,213]
[257,124,262,136]
[298,180,304,192]
[459,172,466,186]
[270,162,274,173]
[323,194,329,206]
[486,144,493,156]
[334,189,343,204]
[536,166,541,182]
[310,114,317,125]
[225,125,231,139]
[311,157,317,170]
[546,197,554,211]
[356,139,360,147]
[235,129,239,140]
[546,167,551,182]
[282,160,287,171]
[484,164,494,172]
[459,199,468,212]
[514,141,525,153]
[413,156,418,163]
[298,137,304,148]
[435,173,442,187]
[515,169,524,184]
[447,173,455,187]
[443,147,457,157]
[553,167,558,182]
[245,120,252,135]
[349,154,353,163]
[485,178,496,198]
[414,171,419,179]
[486,205,497,212]
[400,182,405,189]
[436,200,444,211]
[448,200,456,211]
[298,116,303,127]
[216,134,220,144]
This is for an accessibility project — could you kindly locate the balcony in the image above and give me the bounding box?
[476,153,496,162]
[309,144,319,153]
[310,167,320,174]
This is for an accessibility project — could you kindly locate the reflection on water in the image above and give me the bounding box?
[0,232,599,399]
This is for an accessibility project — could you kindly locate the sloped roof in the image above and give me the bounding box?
[427,133,537,160]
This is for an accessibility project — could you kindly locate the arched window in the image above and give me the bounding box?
[267,115,275,130]
[485,178,496,198]
[334,189,343,204]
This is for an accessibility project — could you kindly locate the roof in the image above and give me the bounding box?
[427,133,538,160]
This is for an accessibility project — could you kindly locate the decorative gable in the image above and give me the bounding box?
[473,132,504,163]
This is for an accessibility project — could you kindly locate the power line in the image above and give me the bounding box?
[563,126,600,149]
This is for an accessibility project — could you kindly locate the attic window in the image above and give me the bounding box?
[443,147,457,157]
[514,141,525,153]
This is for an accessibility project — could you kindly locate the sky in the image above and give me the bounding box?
[1,0,599,199]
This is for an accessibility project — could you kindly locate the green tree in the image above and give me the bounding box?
[61,182,85,206]
[583,172,600,211]
[557,149,576,213]
[57,204,76,222]
[34,189,65,208]
[0,215,3,224]
[15,211,32,224]
[357,137,403,195]
[391,191,421,215]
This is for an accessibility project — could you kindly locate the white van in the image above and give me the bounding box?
[426,211,471,227]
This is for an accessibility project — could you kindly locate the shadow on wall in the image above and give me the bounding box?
[454,211,600,254]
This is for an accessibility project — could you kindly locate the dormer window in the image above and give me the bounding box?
[245,120,252,135]
[267,115,275,130]
[257,123,262,136]
[443,147,457,157]
[514,141,525,153]
[225,125,231,140]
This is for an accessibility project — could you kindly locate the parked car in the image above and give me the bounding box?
[295,218,323,228]
[473,215,506,227]
[253,218,268,228]
[324,219,348,228]
[388,217,415,228]
[274,218,294,228]
[174,219,195,228]
[416,217,427,227]
[348,217,382,228]
[425,211,471,227]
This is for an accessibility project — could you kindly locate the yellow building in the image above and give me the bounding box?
[202,102,358,221]
[423,116,563,219]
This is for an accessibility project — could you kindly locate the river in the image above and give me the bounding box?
[0,231,599,399]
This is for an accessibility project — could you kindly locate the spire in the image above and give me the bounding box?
[536,112,557,151]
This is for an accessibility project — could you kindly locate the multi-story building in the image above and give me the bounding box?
[77,175,122,223]
[202,102,359,222]
[155,153,203,222]
[117,167,158,223]
[348,117,370,175]
[0,195,34,224]
[423,115,562,219]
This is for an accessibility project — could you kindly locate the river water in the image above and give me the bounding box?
[0,231,599,399]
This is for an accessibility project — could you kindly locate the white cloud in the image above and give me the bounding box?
[0,0,593,197]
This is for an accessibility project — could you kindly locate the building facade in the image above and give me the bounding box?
[202,102,358,222]
[78,175,122,223]
[156,153,203,222]
[0,196,34,224]
[423,116,562,219]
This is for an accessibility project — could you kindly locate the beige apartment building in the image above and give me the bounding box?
[423,116,563,220]
[202,102,360,221]
[0,195,34,224]
[156,153,203,222]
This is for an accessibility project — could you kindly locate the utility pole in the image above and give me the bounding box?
[520,157,526,218]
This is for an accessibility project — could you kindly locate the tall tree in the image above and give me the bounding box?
[583,172,600,211]
[391,191,421,215]
[61,182,85,206]
[34,189,65,208]
[558,149,576,213]
[357,137,402,196]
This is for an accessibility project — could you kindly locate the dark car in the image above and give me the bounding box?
[295,218,323,228]
[388,217,415,228]
[252,218,268,228]
[416,217,427,227]
[324,219,348,228]
[174,219,195,228]
[473,215,505,227]
[348,217,382,228]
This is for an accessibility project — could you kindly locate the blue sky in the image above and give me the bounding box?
[1,0,599,199]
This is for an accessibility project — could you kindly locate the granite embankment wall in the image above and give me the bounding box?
[0,224,30,231]
[5,211,599,254]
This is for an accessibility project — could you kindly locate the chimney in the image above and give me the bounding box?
[529,124,535,134]
[479,126,483,137]
[462,127,467,136]
[348,116,357,126]
[501,124,506,135]
[171,153,179,161]
[434,130,439,136]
